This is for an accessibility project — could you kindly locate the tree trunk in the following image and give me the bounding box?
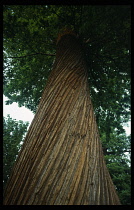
[3,29,121,205]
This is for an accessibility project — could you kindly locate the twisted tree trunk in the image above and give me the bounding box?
[4,29,121,205]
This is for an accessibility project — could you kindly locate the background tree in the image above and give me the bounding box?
[3,5,131,204]
[3,115,29,190]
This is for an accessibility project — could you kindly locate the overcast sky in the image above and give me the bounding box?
[3,95,131,136]
[3,95,34,124]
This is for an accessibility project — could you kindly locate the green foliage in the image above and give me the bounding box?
[101,130,131,205]
[3,115,29,190]
[3,5,131,204]
[3,5,130,126]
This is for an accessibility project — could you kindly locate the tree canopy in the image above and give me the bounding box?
[3,5,131,131]
[3,5,131,204]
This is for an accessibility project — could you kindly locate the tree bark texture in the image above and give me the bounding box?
[4,31,121,205]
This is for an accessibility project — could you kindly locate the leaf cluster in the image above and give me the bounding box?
[101,130,131,205]
[3,115,29,190]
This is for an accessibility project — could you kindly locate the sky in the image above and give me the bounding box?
[3,95,34,125]
[3,95,131,136]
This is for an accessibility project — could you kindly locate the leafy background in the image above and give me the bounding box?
[3,5,131,205]
[3,115,29,191]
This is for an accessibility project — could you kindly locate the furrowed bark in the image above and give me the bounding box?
[4,30,121,205]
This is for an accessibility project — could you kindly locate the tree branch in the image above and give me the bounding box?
[5,52,56,59]
[104,149,131,156]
